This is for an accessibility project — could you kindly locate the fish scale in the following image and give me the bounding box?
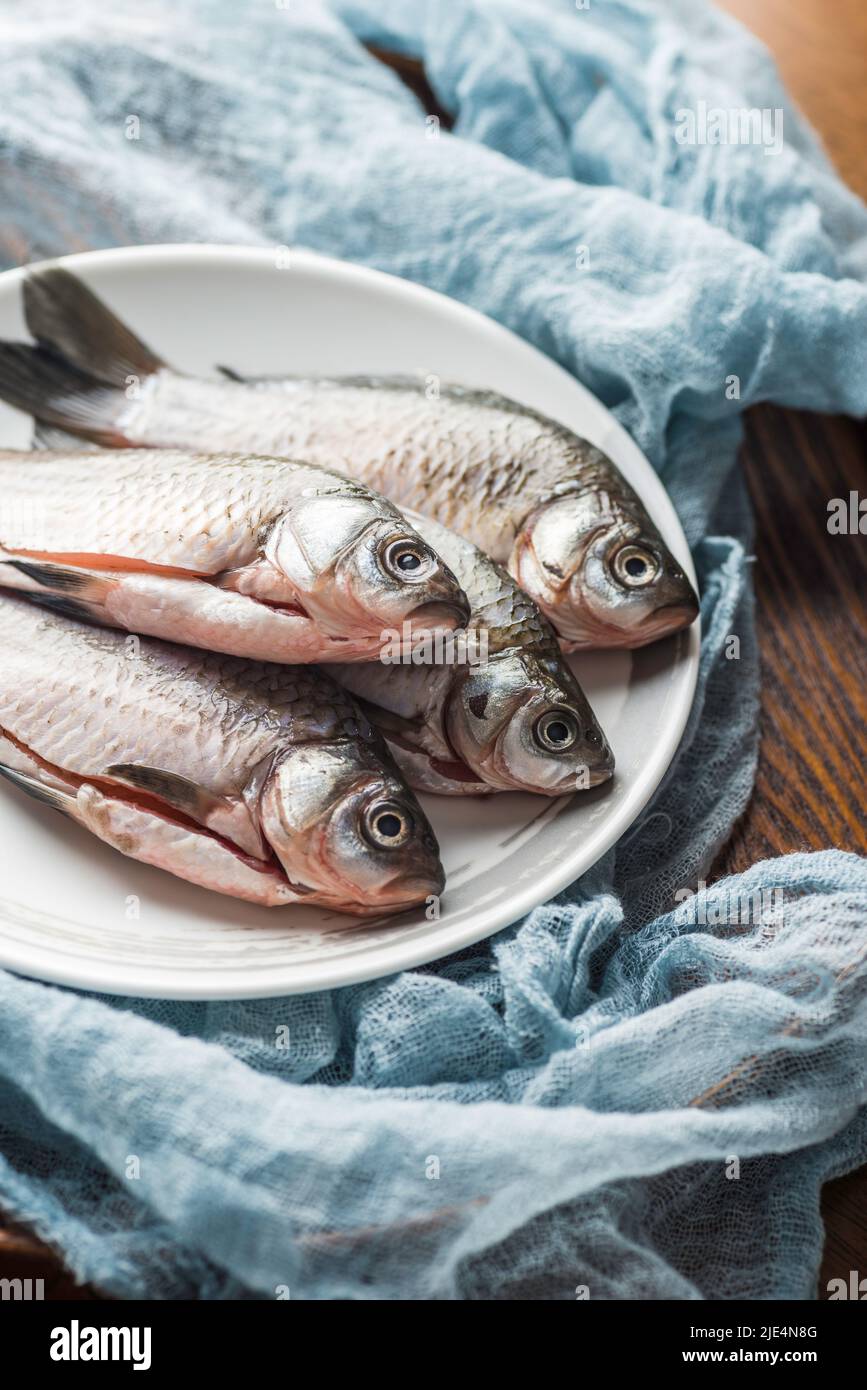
[0,597,361,798]
[0,593,446,912]
[0,433,470,663]
[0,266,698,651]
[0,449,318,571]
[125,376,571,551]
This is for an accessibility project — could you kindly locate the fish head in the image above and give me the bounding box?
[444,650,614,794]
[511,491,699,649]
[257,742,445,915]
[268,494,469,639]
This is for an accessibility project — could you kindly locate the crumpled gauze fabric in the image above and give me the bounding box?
[0,0,866,1300]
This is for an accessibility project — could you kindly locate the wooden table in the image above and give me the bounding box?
[715,0,867,1296]
[1,1,864,1301]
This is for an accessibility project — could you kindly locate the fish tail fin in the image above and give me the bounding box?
[0,341,133,445]
[0,266,168,444]
[24,266,165,387]
[32,420,91,449]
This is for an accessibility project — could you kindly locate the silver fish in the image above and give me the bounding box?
[0,593,444,913]
[0,266,699,651]
[326,510,614,795]
[0,445,468,661]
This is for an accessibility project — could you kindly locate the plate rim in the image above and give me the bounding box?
[0,243,700,998]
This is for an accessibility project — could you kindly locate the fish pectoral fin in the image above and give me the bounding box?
[0,548,211,580]
[0,556,111,597]
[346,697,479,791]
[0,750,291,905]
[104,763,267,861]
[0,759,287,904]
[0,586,102,626]
[352,697,428,750]
[351,694,457,766]
[0,761,76,815]
[0,556,112,625]
[105,762,220,817]
[210,560,309,615]
[72,784,296,907]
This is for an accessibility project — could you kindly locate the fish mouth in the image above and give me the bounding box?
[632,597,699,646]
[505,749,615,796]
[586,760,615,788]
[327,868,446,917]
[585,729,616,787]
[386,870,446,910]
[267,857,444,918]
[456,736,615,797]
[406,597,471,631]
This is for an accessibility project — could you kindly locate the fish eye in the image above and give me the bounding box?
[534,709,579,753]
[612,544,659,588]
[362,799,414,849]
[381,537,435,582]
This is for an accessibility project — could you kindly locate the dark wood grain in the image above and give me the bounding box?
[714,406,867,1298]
[714,0,867,1296]
[1,9,865,1303]
[0,1226,103,1300]
[715,407,866,871]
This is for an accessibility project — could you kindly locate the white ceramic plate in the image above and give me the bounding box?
[0,245,699,999]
